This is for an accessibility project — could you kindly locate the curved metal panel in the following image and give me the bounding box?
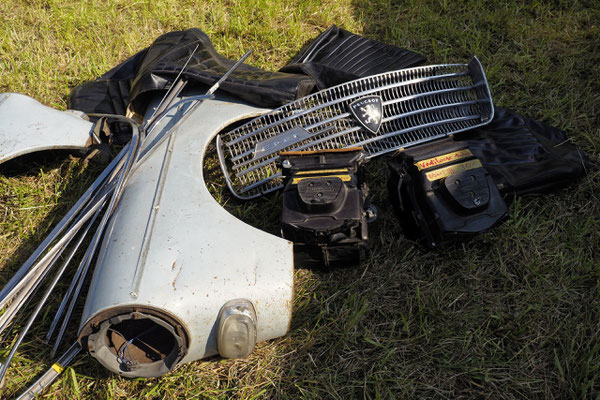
[0,93,94,164]
[79,94,294,376]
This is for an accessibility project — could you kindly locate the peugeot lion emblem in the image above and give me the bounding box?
[348,95,383,134]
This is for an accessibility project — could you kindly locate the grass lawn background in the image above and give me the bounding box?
[1,0,599,398]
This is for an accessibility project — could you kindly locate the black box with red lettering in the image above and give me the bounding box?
[387,138,507,248]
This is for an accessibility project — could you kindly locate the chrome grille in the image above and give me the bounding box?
[217,56,494,199]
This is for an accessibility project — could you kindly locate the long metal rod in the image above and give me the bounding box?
[207,50,252,95]
[0,191,111,334]
[0,150,126,333]
[16,342,82,400]
[49,212,111,355]
[44,180,117,342]
[0,205,104,383]
[50,116,141,354]
[143,43,200,131]
[0,146,128,309]
[44,117,137,343]
[0,251,61,337]
[1,116,136,337]
[0,167,122,324]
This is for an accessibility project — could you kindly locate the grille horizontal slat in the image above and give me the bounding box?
[218,56,494,199]
[224,70,468,148]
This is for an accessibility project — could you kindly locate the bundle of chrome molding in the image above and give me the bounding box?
[0,114,141,391]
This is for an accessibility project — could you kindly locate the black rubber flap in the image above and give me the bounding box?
[460,107,590,196]
[281,25,427,89]
[70,28,316,115]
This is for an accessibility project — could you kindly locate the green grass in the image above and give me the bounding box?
[1,0,599,398]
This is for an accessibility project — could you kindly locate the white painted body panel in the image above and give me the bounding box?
[79,94,293,365]
[0,93,93,164]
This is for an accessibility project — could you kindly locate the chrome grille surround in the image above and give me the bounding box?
[217,56,494,199]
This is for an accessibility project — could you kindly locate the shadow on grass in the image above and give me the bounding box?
[253,2,600,399]
[0,150,98,279]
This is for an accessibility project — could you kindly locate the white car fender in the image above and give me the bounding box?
[78,94,294,377]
